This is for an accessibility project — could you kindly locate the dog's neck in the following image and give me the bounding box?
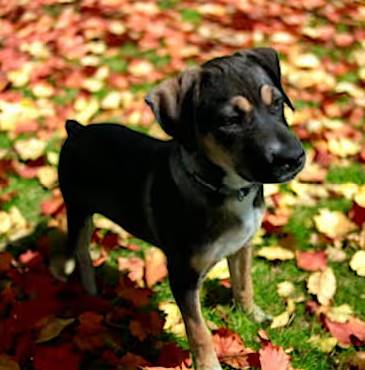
[171,145,255,201]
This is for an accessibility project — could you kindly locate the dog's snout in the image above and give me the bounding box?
[269,144,305,170]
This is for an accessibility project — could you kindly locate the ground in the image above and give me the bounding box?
[0,1,365,369]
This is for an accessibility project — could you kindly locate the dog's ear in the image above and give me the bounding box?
[145,67,201,139]
[238,48,294,110]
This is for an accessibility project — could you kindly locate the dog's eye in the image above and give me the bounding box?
[222,114,241,126]
[270,98,283,113]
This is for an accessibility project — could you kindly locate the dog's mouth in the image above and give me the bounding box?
[274,153,306,183]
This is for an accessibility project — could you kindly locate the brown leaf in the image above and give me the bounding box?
[325,317,365,346]
[144,247,168,288]
[36,316,75,343]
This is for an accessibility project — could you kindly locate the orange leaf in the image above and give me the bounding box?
[213,328,257,369]
[324,317,365,346]
[259,342,291,370]
[296,250,327,271]
[144,247,168,288]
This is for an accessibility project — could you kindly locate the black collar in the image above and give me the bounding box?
[179,148,257,201]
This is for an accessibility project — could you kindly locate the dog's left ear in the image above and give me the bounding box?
[145,67,201,140]
[238,48,294,110]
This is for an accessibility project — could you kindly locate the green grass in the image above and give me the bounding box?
[327,163,365,185]
[1,175,48,222]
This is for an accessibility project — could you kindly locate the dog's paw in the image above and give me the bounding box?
[250,304,272,323]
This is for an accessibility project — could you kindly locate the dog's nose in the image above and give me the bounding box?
[270,146,305,171]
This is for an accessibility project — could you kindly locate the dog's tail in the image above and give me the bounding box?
[65,119,84,137]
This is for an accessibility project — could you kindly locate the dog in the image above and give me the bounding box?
[58,47,305,370]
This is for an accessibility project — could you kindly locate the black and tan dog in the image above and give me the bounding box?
[58,48,305,370]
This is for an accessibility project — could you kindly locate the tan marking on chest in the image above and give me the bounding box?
[191,192,264,274]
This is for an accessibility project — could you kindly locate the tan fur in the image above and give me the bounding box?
[261,84,273,105]
[227,244,253,311]
[201,133,234,170]
[180,289,222,370]
[231,95,252,113]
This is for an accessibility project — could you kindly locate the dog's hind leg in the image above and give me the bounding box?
[227,243,271,323]
[168,263,222,370]
[65,205,97,295]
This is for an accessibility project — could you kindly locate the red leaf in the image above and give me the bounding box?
[349,203,365,226]
[0,252,13,272]
[259,342,291,370]
[41,196,64,216]
[324,317,365,346]
[33,343,81,370]
[157,343,191,368]
[119,352,150,370]
[296,250,327,271]
[213,328,256,369]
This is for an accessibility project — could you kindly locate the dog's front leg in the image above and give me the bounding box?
[169,266,222,370]
[227,244,271,323]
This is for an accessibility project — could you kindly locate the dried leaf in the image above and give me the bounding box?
[314,209,357,239]
[350,251,365,277]
[144,247,168,287]
[307,335,337,352]
[36,316,75,343]
[277,281,295,298]
[257,246,294,261]
[259,342,291,370]
[296,250,327,271]
[307,267,336,306]
[270,311,290,329]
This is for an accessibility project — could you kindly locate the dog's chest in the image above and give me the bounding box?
[191,191,264,273]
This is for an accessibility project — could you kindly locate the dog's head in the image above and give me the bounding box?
[145,48,305,184]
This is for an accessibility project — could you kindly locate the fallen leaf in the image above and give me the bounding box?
[37,166,58,189]
[307,267,336,306]
[350,251,365,277]
[213,328,257,369]
[314,209,357,239]
[327,305,353,323]
[144,247,168,287]
[324,317,365,346]
[14,138,47,161]
[257,246,294,261]
[270,311,290,329]
[277,281,295,298]
[118,256,145,286]
[259,342,291,370]
[0,354,20,370]
[307,335,337,352]
[33,343,81,370]
[36,316,75,343]
[296,250,327,271]
[206,259,230,280]
[159,301,185,337]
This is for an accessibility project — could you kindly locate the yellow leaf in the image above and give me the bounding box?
[37,166,58,189]
[14,138,46,161]
[159,301,185,337]
[277,281,295,298]
[270,311,290,329]
[314,209,357,239]
[36,316,75,343]
[101,91,122,110]
[0,211,12,235]
[327,137,361,158]
[355,185,365,207]
[308,335,337,353]
[307,267,336,306]
[74,97,100,124]
[350,251,365,277]
[32,82,55,98]
[293,53,321,69]
[206,259,230,280]
[327,304,353,323]
[257,246,294,261]
[0,354,20,370]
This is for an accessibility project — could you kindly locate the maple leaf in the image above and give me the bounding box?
[33,343,81,370]
[213,328,258,369]
[324,317,365,347]
[259,342,291,370]
[0,252,13,272]
[296,250,327,271]
[144,247,168,288]
[118,256,145,286]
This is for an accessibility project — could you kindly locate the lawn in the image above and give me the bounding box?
[0,1,365,369]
